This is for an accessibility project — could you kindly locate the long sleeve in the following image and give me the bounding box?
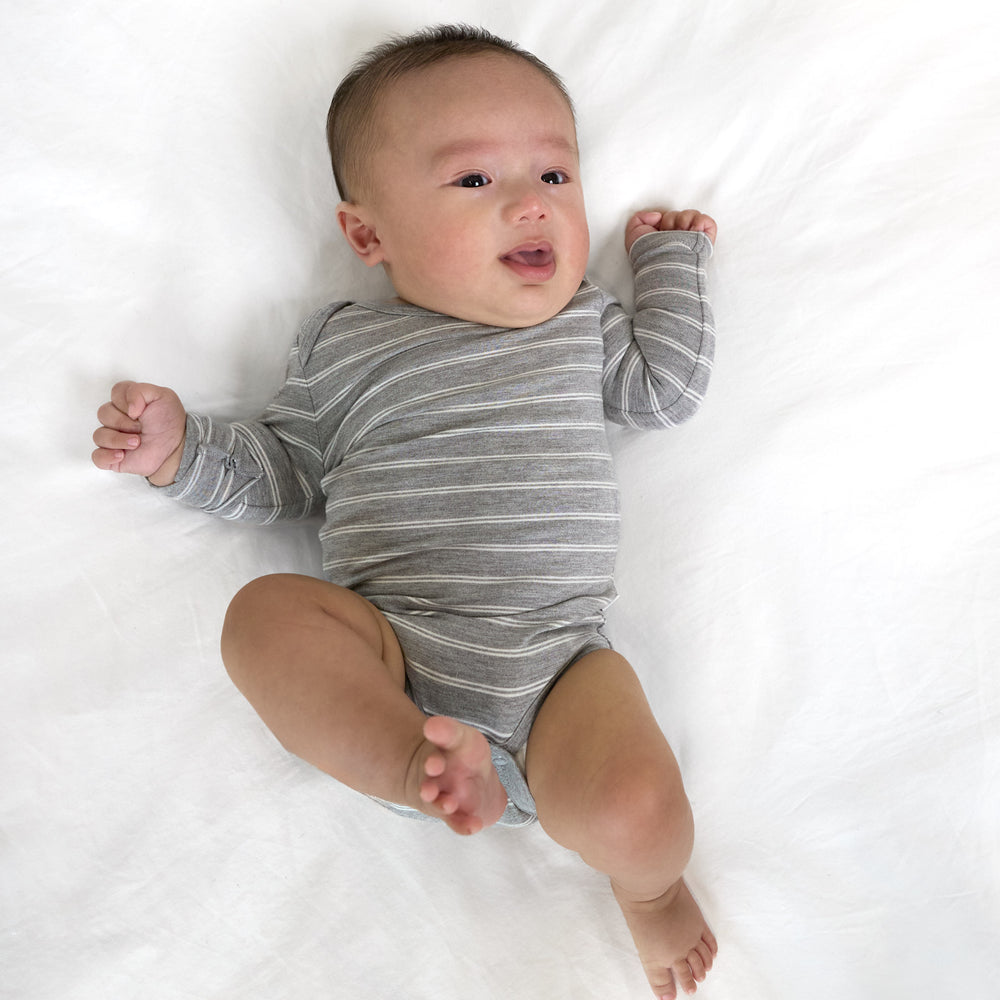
[157,306,340,523]
[601,230,715,429]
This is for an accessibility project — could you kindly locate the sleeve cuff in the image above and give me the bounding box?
[628,228,714,264]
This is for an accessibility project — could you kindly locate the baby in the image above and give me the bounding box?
[92,25,718,999]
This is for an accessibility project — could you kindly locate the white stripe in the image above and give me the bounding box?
[324,542,617,568]
[327,451,612,479]
[637,308,712,337]
[372,596,614,618]
[320,512,619,537]
[635,258,704,277]
[418,420,608,438]
[393,618,583,663]
[325,480,616,512]
[343,424,608,464]
[372,573,610,587]
[406,661,551,700]
[635,286,704,306]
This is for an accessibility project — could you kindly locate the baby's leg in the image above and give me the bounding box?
[525,650,717,999]
[221,574,506,834]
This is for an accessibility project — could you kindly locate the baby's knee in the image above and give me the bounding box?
[223,573,296,634]
[221,573,339,655]
[221,574,291,664]
[225,573,353,625]
[590,756,694,864]
[227,572,285,610]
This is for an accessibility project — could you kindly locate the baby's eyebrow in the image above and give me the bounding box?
[431,135,579,167]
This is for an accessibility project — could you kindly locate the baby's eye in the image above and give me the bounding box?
[541,170,569,185]
[457,173,490,188]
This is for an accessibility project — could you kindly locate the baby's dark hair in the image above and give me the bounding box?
[327,24,574,202]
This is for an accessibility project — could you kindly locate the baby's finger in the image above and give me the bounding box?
[93,426,141,452]
[91,446,125,472]
[109,381,134,416]
[625,212,662,253]
[675,209,702,231]
[631,210,663,228]
[110,380,152,422]
[96,399,141,434]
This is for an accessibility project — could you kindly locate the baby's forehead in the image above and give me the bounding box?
[376,51,573,121]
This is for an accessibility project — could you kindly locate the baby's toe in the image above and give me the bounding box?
[419,777,442,804]
[695,937,714,974]
[423,751,445,778]
[671,959,697,995]
[423,715,461,750]
[687,948,707,982]
[653,979,677,1000]
[702,927,719,958]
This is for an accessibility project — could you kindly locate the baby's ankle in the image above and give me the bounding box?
[613,875,684,910]
[400,731,437,812]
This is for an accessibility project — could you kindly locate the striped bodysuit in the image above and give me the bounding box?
[162,230,715,824]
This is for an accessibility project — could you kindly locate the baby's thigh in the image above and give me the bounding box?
[524,649,685,837]
[223,573,407,688]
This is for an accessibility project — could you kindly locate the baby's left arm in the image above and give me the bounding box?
[601,217,716,429]
[625,210,717,254]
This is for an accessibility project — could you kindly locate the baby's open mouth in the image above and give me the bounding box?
[503,247,554,267]
[500,243,556,280]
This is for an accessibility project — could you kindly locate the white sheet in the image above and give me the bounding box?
[4,2,998,998]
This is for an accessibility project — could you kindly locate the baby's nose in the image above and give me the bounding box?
[508,186,549,223]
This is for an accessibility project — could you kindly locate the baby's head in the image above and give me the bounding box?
[327,25,590,328]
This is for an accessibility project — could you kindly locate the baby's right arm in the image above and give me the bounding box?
[92,381,188,486]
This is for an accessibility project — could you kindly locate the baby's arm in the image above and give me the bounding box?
[625,209,717,254]
[92,381,187,486]
[601,210,717,429]
[94,307,353,522]
[93,365,324,523]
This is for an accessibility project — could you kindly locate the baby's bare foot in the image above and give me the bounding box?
[612,878,718,999]
[411,716,508,835]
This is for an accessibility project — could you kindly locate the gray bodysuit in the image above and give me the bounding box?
[162,230,715,824]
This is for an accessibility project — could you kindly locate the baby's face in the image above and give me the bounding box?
[348,53,590,328]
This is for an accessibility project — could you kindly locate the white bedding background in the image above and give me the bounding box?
[3,2,998,998]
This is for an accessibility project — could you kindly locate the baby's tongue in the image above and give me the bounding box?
[507,248,553,266]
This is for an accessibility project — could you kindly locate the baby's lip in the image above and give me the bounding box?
[500,241,556,281]
[500,241,554,266]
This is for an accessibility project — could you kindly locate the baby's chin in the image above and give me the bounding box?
[469,304,571,329]
[424,286,582,329]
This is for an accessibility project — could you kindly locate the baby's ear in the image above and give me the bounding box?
[336,203,384,266]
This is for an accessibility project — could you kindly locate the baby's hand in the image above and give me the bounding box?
[625,209,717,253]
[92,381,187,485]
